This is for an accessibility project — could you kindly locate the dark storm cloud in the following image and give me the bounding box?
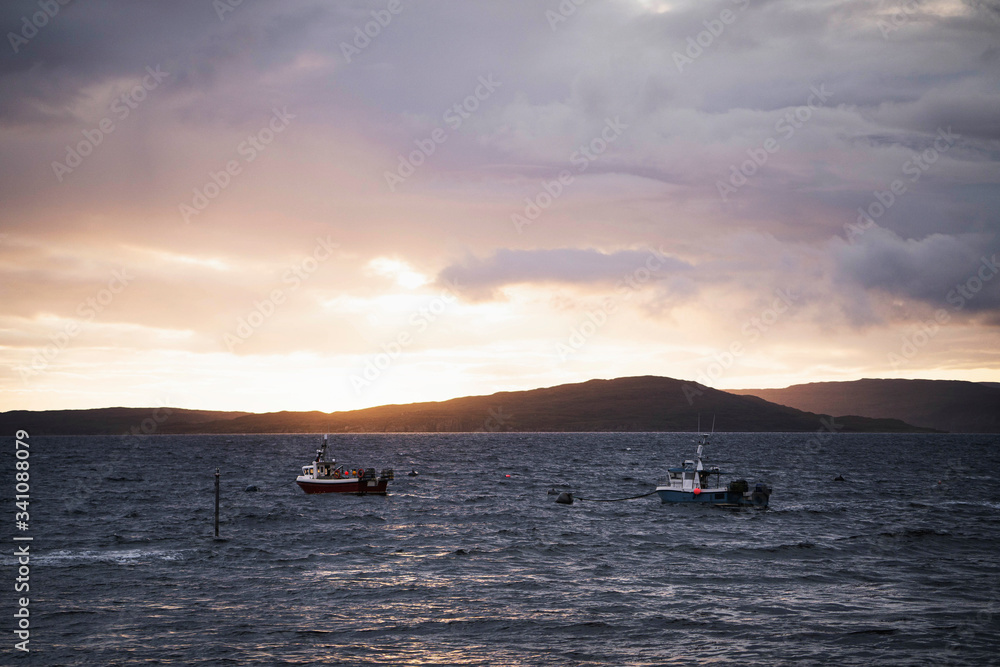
[833,228,1000,312]
[438,247,692,298]
[0,0,332,126]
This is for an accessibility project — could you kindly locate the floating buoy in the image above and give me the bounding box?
[555,492,574,505]
[505,474,512,478]
[693,488,701,495]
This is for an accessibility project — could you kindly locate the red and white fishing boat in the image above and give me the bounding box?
[295,434,393,495]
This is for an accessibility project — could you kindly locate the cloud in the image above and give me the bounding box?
[2,0,1000,409]
[438,247,692,299]
[832,227,1000,313]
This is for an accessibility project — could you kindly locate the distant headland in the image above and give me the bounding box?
[4,375,998,435]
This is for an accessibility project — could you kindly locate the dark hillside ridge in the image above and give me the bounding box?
[1,376,937,435]
[730,379,1000,433]
[0,407,250,436]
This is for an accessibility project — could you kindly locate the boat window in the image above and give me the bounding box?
[682,471,695,491]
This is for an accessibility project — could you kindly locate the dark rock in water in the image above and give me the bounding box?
[244,485,259,492]
[407,470,418,476]
[454,548,468,555]
[834,475,845,482]
[555,492,574,505]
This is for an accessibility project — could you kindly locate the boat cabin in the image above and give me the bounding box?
[301,461,348,479]
[663,463,726,491]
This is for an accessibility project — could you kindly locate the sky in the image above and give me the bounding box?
[1,0,999,413]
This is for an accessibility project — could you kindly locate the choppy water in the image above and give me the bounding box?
[5,432,1000,665]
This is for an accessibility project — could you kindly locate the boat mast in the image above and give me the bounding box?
[313,434,334,479]
[695,415,714,474]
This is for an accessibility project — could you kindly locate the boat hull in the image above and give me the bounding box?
[296,476,389,495]
[656,487,769,507]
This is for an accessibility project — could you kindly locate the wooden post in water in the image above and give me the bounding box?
[214,468,220,537]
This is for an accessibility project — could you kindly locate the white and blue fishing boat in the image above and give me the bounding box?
[655,432,771,507]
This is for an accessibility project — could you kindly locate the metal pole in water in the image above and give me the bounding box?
[214,468,220,537]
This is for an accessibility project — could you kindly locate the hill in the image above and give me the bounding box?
[0,407,251,436]
[0,376,935,435]
[730,379,1000,433]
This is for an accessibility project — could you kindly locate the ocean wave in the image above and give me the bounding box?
[30,548,190,567]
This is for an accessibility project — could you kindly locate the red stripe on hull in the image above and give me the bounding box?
[296,479,389,495]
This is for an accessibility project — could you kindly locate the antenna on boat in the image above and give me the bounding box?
[695,414,715,462]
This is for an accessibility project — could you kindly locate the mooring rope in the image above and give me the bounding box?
[573,490,658,502]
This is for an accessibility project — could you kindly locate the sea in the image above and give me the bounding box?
[4,432,1000,666]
